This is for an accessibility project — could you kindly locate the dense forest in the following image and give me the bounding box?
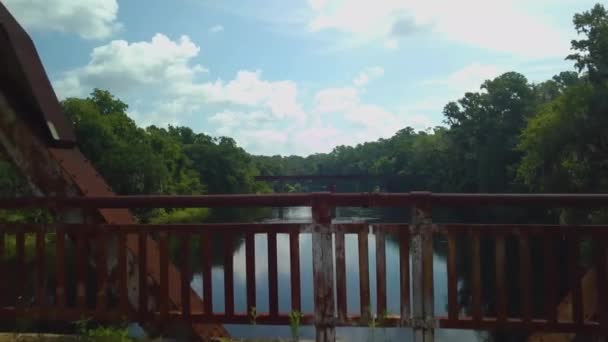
[2,4,608,225]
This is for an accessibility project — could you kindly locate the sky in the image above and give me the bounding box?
[1,0,599,156]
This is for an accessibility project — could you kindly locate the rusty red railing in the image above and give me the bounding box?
[0,192,607,342]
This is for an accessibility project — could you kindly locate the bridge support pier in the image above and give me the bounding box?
[411,192,435,342]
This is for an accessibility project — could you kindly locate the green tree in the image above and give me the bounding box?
[568,4,608,84]
[443,72,535,193]
[518,4,608,196]
[62,89,170,195]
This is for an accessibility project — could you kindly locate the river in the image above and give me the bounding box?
[187,207,486,342]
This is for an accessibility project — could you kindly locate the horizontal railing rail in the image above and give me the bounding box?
[0,192,607,342]
[2,191,608,209]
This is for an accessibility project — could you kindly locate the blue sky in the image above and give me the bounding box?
[2,0,599,155]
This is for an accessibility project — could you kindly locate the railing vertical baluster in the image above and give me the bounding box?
[268,232,278,317]
[224,233,234,317]
[246,232,256,314]
[55,228,66,310]
[289,232,300,313]
[159,231,169,320]
[76,231,86,311]
[495,234,507,323]
[422,208,434,340]
[96,228,107,316]
[358,228,370,321]
[568,235,583,325]
[470,229,482,322]
[138,230,148,319]
[201,231,213,315]
[35,227,46,311]
[335,230,347,321]
[0,231,5,308]
[447,231,458,321]
[411,192,434,342]
[16,231,25,310]
[400,226,410,326]
[312,194,335,342]
[544,235,557,323]
[117,232,129,315]
[180,233,191,318]
[375,228,387,317]
[519,231,531,323]
[594,236,608,326]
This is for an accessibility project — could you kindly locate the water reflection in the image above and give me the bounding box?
[190,207,484,342]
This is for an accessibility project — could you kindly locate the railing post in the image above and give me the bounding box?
[312,193,336,342]
[411,192,434,342]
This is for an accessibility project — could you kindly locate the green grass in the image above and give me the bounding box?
[74,318,132,342]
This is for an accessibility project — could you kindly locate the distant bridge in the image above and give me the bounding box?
[254,174,399,182]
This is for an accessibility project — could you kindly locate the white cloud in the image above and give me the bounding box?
[307,0,328,11]
[239,129,289,147]
[345,104,402,133]
[209,110,241,128]
[423,63,504,94]
[396,63,507,127]
[2,0,121,39]
[312,81,407,143]
[290,124,353,154]
[194,71,306,122]
[353,66,384,87]
[209,110,274,133]
[306,0,573,58]
[54,33,206,98]
[53,34,310,145]
[384,39,398,50]
[314,86,358,113]
[209,25,224,33]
